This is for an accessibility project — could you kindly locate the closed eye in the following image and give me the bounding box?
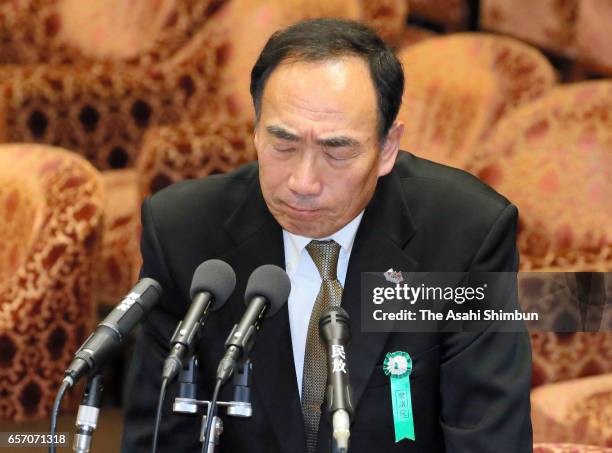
[274,146,296,153]
[324,148,359,161]
[325,152,352,161]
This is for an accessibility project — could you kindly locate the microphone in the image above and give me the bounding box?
[63,278,162,387]
[216,264,291,384]
[162,259,236,383]
[320,306,354,453]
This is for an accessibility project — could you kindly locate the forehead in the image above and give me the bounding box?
[260,56,378,134]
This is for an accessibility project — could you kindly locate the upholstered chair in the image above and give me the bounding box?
[531,375,612,447]
[359,0,410,47]
[0,63,220,303]
[409,0,471,30]
[137,116,256,199]
[477,80,612,447]
[0,144,104,421]
[534,444,612,453]
[476,81,611,271]
[480,0,578,58]
[481,0,612,76]
[575,0,612,74]
[396,33,556,169]
[0,0,224,66]
[0,0,223,303]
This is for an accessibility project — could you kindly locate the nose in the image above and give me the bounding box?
[287,153,322,197]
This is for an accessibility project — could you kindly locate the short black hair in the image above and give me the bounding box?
[250,18,404,143]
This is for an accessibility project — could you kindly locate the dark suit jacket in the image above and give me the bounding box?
[121,151,533,453]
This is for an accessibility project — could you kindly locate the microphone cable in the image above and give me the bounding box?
[151,377,169,453]
[201,379,222,453]
[49,378,70,453]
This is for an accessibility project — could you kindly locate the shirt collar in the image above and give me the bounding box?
[283,210,365,259]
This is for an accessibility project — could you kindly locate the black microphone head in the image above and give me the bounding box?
[244,264,291,317]
[319,305,351,343]
[190,259,236,310]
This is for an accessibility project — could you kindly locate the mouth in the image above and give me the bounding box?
[282,201,321,218]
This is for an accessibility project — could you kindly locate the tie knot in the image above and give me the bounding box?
[306,240,341,281]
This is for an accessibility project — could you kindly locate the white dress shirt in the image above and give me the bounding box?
[283,211,364,398]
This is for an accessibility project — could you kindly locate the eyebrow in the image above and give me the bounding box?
[266,125,300,141]
[266,125,360,148]
[316,136,359,148]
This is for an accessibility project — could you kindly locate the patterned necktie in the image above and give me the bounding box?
[302,240,343,453]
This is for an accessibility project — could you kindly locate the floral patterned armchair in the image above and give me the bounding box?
[476,81,611,271]
[409,0,471,30]
[481,0,612,75]
[0,144,104,421]
[477,80,612,448]
[0,0,225,66]
[396,33,556,169]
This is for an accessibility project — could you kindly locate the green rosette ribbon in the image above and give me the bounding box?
[383,351,415,442]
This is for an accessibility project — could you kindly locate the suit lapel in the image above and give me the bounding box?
[221,173,307,453]
[342,169,419,411]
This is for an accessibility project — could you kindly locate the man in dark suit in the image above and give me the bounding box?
[121,18,532,453]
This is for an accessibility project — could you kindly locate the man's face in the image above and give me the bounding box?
[254,56,403,238]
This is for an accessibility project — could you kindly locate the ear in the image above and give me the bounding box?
[253,122,259,145]
[377,120,404,177]
[253,121,262,152]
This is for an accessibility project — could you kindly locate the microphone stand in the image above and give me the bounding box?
[173,359,254,453]
[72,374,103,453]
[173,354,199,414]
